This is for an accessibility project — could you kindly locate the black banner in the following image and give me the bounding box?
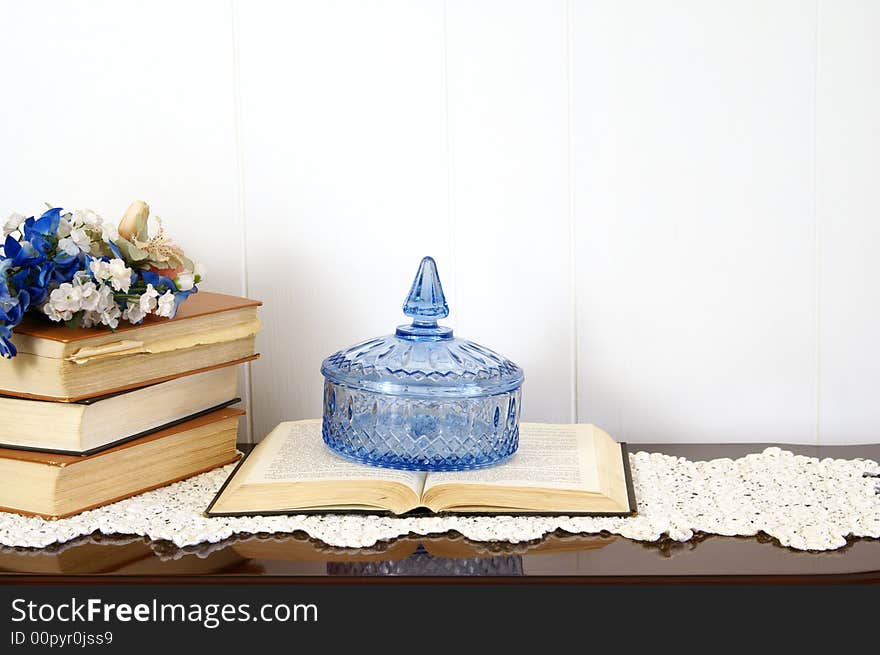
[0,583,874,650]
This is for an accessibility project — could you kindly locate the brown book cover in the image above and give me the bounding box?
[12,292,262,342]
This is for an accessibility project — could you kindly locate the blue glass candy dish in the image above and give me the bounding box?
[320,256,524,471]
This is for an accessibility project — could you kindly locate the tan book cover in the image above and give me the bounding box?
[2,292,261,401]
[0,362,246,454]
[207,420,637,517]
[0,407,244,519]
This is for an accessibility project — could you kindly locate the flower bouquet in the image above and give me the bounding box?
[0,200,202,358]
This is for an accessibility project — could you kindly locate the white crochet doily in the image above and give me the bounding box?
[1,448,878,552]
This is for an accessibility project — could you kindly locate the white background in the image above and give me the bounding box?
[1,0,877,445]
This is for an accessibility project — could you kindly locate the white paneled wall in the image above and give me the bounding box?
[816,0,880,443]
[572,0,818,443]
[0,0,252,436]
[1,1,877,444]
[236,0,449,441]
[445,0,573,423]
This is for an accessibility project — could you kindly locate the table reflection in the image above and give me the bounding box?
[1,531,877,578]
[326,545,524,576]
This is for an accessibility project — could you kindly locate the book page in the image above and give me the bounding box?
[423,423,599,493]
[244,420,426,496]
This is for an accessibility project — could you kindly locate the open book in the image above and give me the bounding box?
[206,420,636,517]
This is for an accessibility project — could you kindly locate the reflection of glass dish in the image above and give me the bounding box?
[325,545,524,576]
[320,257,524,471]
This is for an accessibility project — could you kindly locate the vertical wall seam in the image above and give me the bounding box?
[814,0,822,446]
[230,0,255,443]
[565,0,579,423]
[442,1,459,333]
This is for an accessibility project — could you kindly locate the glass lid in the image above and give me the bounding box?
[320,256,524,398]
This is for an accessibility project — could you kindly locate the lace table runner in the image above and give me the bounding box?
[1,448,878,552]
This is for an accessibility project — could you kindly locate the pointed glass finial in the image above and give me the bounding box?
[403,256,449,320]
[396,256,452,340]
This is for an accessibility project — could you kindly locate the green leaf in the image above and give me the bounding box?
[64,311,84,329]
[113,237,151,263]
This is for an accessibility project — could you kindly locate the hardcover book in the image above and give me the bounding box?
[1,292,261,401]
[207,420,636,517]
[0,406,244,519]
[0,364,242,454]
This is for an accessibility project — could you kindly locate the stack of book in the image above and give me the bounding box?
[0,292,261,519]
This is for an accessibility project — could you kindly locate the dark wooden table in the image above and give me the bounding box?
[1,443,878,584]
